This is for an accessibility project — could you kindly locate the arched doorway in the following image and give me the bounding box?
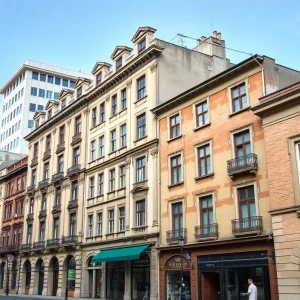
[0,262,5,289]
[87,257,93,297]
[11,261,18,290]
[35,259,44,295]
[23,260,31,295]
[63,256,76,297]
[85,256,102,299]
[48,257,59,296]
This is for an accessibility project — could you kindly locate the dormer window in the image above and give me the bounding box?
[116,57,122,70]
[61,99,66,109]
[138,39,146,53]
[96,72,102,85]
[77,87,82,98]
[48,109,52,120]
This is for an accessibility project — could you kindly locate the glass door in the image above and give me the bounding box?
[225,269,239,300]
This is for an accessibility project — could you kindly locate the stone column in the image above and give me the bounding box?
[56,261,64,297]
[92,269,96,298]
[101,263,106,300]
[150,248,158,300]
[42,265,48,296]
[124,260,132,300]
[73,256,82,298]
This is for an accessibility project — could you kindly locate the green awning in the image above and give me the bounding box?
[91,244,150,263]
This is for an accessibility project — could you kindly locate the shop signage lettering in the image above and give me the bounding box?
[68,269,76,280]
[165,256,190,270]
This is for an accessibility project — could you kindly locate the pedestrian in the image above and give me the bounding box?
[241,278,257,300]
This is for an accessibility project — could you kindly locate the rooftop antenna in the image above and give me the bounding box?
[177,33,186,47]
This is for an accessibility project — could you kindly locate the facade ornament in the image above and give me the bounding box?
[150,147,159,158]
[78,174,85,183]
[83,108,90,115]
[105,96,110,103]
[52,128,57,135]
[126,79,132,88]
[67,119,72,125]
[47,187,54,195]
[40,136,44,142]
[150,60,158,73]
[125,158,131,169]
[62,181,70,190]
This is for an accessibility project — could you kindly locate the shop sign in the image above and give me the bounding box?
[68,269,76,280]
[165,256,190,270]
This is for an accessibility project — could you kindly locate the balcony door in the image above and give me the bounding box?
[172,202,183,238]
[238,186,256,228]
[234,130,251,167]
[200,195,214,234]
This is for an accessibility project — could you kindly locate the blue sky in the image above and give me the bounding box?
[0,0,299,87]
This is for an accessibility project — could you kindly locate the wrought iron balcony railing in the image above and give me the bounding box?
[27,184,35,193]
[166,228,187,243]
[38,179,49,189]
[47,239,60,247]
[232,216,263,235]
[20,244,31,251]
[195,223,218,239]
[33,241,45,249]
[62,235,78,245]
[67,164,81,176]
[71,133,82,145]
[52,172,64,183]
[2,244,19,253]
[43,149,51,160]
[227,153,258,178]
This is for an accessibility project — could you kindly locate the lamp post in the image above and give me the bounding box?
[179,236,185,300]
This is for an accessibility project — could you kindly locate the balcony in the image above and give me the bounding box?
[166,228,187,244]
[52,204,61,214]
[195,223,219,240]
[20,244,31,252]
[68,199,78,210]
[71,133,82,146]
[232,216,263,236]
[227,153,258,179]
[26,213,34,222]
[27,184,35,193]
[39,210,47,218]
[2,244,19,253]
[62,235,78,246]
[33,241,45,250]
[56,141,65,154]
[30,157,38,167]
[52,172,64,183]
[43,149,51,161]
[47,239,60,248]
[67,164,81,176]
[38,178,49,189]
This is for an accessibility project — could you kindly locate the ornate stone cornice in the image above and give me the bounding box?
[126,79,132,88]
[150,60,158,73]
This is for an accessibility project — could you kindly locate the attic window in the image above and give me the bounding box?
[116,57,122,70]
[96,72,102,85]
[138,39,146,53]
[61,99,66,109]
[77,87,82,98]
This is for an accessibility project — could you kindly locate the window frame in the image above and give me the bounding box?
[75,115,81,134]
[120,123,127,148]
[90,140,96,161]
[228,79,249,114]
[109,169,116,192]
[194,140,213,178]
[110,129,117,152]
[57,154,64,173]
[89,176,95,198]
[118,206,125,232]
[168,112,181,140]
[91,107,97,128]
[97,212,103,236]
[99,102,105,124]
[136,112,146,140]
[169,200,184,231]
[111,94,117,116]
[88,214,93,237]
[121,88,127,111]
[108,209,115,234]
[194,98,210,129]
[230,125,254,159]
[136,200,146,227]
[138,38,146,53]
[137,75,146,100]
[119,165,126,189]
[136,156,146,182]
[116,56,122,70]
[168,152,183,186]
[99,135,105,158]
[98,173,104,196]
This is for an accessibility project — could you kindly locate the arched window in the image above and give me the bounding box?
[67,256,76,291]
[24,260,31,288]
[87,256,93,268]
[11,261,18,289]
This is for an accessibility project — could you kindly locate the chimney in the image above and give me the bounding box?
[201,36,206,42]
[217,32,222,40]
[213,31,218,38]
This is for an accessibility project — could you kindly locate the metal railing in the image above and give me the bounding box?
[195,223,218,239]
[62,235,78,245]
[166,228,187,243]
[227,153,258,175]
[27,184,35,193]
[47,239,60,247]
[33,241,45,249]
[20,244,31,251]
[232,216,262,234]
[38,179,49,188]
[67,164,81,176]
[52,172,64,183]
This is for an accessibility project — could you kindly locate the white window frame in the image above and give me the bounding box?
[96,211,103,236]
[87,214,93,237]
[135,110,147,140]
[118,206,125,232]
[99,135,105,158]
[194,140,213,178]
[135,155,147,182]
[193,97,210,130]
[196,191,216,226]
[108,208,115,234]
[230,125,254,159]
[296,142,300,183]
[167,111,182,141]
[227,79,250,114]
[90,140,96,161]
[168,199,185,230]
[136,199,146,227]
[168,151,184,186]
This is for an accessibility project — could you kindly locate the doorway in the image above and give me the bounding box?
[49,257,59,296]
[200,272,221,300]
[36,259,44,295]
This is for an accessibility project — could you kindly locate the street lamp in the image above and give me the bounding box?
[178,235,185,300]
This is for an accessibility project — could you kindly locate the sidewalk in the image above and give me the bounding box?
[0,294,93,300]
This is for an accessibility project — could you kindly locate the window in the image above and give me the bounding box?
[197,144,212,177]
[99,102,105,123]
[99,136,104,158]
[138,38,146,53]
[63,79,68,87]
[172,202,183,233]
[116,57,122,70]
[90,140,96,161]
[119,165,126,188]
[119,207,125,232]
[41,193,47,211]
[97,213,103,236]
[57,155,64,172]
[121,88,127,110]
[33,142,39,158]
[98,173,104,195]
[231,82,247,113]
[89,176,95,198]
[238,185,256,220]
[39,89,45,98]
[45,134,51,150]
[29,103,36,112]
[88,215,93,237]
[108,209,114,233]
[136,200,145,226]
[39,221,45,241]
[48,75,53,83]
[110,129,116,152]
[75,115,81,134]
[46,90,52,99]
[32,72,39,80]
[195,100,209,128]
[71,180,78,201]
[40,74,46,82]
[92,107,97,128]
[200,195,214,229]
[109,169,115,192]
[31,169,36,185]
[55,186,61,206]
[59,125,65,143]
[70,213,76,236]
[54,92,59,100]
[111,94,117,116]
[297,143,300,185]
[44,162,49,179]
[137,75,146,100]
[137,113,146,139]
[234,130,251,159]
[55,77,61,85]
[61,99,66,109]
[53,217,59,239]
[73,147,80,165]
[27,225,32,244]
[70,80,75,88]
[170,154,182,185]
[38,105,44,111]
[136,157,145,182]
[77,87,82,98]
[169,113,180,139]
[28,120,34,128]
[120,124,126,148]
[96,72,102,85]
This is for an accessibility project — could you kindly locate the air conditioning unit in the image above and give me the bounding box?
[14,214,18,218]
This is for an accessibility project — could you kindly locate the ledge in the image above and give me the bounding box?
[106,190,116,195]
[193,122,211,132]
[133,136,148,143]
[167,135,182,143]
[132,225,148,232]
[134,95,148,104]
[108,150,117,155]
[195,173,214,181]
[229,106,251,117]
[119,146,127,152]
[168,182,184,189]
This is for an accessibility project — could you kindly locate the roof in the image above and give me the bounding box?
[91,62,112,75]
[132,26,156,43]
[0,160,18,172]
[111,46,133,60]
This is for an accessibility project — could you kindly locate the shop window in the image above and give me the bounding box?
[132,254,150,300]
[106,261,125,299]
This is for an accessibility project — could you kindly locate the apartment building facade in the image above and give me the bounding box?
[152,55,300,300]
[252,82,300,299]
[0,60,91,154]
[0,156,28,294]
